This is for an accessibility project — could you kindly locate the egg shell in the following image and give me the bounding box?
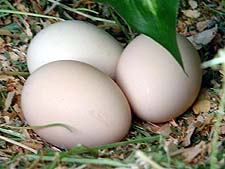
[21,60,131,148]
[116,34,202,123]
[27,20,123,78]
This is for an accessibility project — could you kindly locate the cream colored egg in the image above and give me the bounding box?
[21,61,131,148]
[116,34,202,123]
[27,21,123,78]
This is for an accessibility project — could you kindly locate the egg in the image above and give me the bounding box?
[27,20,123,78]
[21,60,131,148]
[116,34,202,123]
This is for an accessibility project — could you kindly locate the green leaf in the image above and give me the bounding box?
[96,0,184,68]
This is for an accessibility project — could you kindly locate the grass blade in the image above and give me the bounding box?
[0,127,26,139]
[47,0,116,24]
[0,9,64,20]
[26,154,129,167]
[0,135,37,154]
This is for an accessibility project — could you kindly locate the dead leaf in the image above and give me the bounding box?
[22,141,43,150]
[197,89,211,100]
[55,166,69,169]
[31,0,43,14]
[0,29,12,36]
[177,21,187,33]
[3,116,10,124]
[0,37,4,46]
[185,116,196,123]
[9,52,20,61]
[182,10,200,18]
[5,36,11,43]
[219,159,225,167]
[4,91,15,112]
[164,139,178,156]
[1,111,17,119]
[182,141,206,163]
[193,100,211,114]
[22,129,31,139]
[187,26,218,49]
[183,123,196,147]
[170,119,179,127]
[16,4,29,12]
[156,123,172,136]
[196,113,214,134]
[193,26,217,45]
[13,104,21,114]
[196,20,209,32]
[188,0,198,9]
[196,114,204,123]
[23,20,33,37]
[220,125,225,135]
[202,113,214,124]
[0,75,12,81]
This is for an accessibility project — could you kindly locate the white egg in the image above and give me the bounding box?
[116,34,202,123]
[27,20,123,78]
[21,60,131,148]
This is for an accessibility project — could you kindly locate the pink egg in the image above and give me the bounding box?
[116,34,202,123]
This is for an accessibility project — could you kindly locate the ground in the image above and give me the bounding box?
[0,0,224,168]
